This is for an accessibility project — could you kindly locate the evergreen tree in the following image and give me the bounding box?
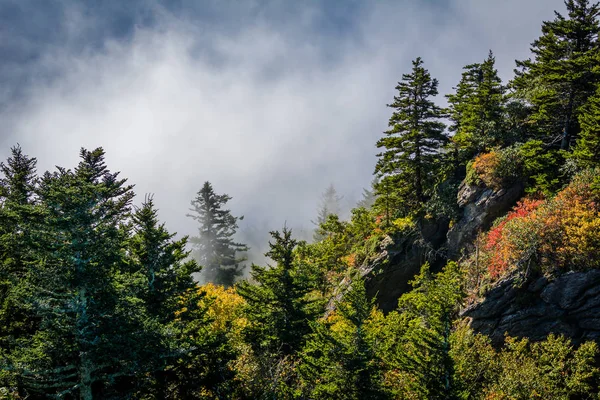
[572,84,600,167]
[356,178,377,210]
[313,184,343,242]
[512,0,600,149]
[0,146,40,396]
[187,181,247,287]
[377,262,464,398]
[130,195,200,321]
[10,148,154,399]
[300,276,387,399]
[237,228,319,357]
[446,50,506,158]
[375,57,447,218]
[236,228,321,397]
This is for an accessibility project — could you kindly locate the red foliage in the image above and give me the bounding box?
[485,199,543,279]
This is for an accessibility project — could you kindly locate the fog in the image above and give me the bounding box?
[0,0,564,268]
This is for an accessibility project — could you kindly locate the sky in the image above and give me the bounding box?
[0,0,565,263]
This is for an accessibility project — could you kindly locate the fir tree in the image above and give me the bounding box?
[447,50,506,158]
[378,262,464,399]
[375,57,447,218]
[512,0,600,149]
[187,181,247,287]
[572,84,600,167]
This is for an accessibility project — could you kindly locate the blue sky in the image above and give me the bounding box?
[0,0,565,256]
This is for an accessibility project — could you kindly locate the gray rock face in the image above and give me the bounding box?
[447,181,524,259]
[363,219,448,312]
[462,270,600,344]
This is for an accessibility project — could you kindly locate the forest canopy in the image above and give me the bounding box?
[2,0,600,399]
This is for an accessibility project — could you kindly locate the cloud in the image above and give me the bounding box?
[0,0,565,263]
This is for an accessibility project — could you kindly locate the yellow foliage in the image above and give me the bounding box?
[199,283,248,333]
[392,216,415,231]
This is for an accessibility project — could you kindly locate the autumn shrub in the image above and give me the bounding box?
[466,146,523,190]
[474,169,600,287]
[484,198,544,279]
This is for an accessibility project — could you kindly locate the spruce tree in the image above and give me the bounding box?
[187,181,247,287]
[11,148,153,399]
[0,145,39,396]
[447,51,506,158]
[378,263,464,398]
[356,178,378,210]
[572,85,600,167]
[512,0,600,149]
[236,228,320,398]
[237,228,318,357]
[375,57,447,217]
[130,195,200,321]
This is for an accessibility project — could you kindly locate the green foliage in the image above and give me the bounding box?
[130,195,201,321]
[447,50,507,159]
[375,57,448,217]
[512,0,600,149]
[300,276,388,399]
[377,262,464,399]
[519,139,562,195]
[573,84,600,168]
[188,181,248,287]
[236,228,322,398]
[451,326,600,399]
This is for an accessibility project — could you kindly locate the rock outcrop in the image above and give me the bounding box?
[447,181,524,259]
[462,270,600,345]
[363,218,448,312]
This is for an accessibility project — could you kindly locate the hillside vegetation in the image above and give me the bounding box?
[2,1,600,398]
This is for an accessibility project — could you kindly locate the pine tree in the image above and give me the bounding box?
[312,184,343,242]
[375,57,447,218]
[512,0,600,149]
[10,148,154,399]
[447,50,506,158]
[187,181,247,287]
[300,276,387,399]
[572,84,600,167]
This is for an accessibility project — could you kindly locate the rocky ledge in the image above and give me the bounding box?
[462,269,600,345]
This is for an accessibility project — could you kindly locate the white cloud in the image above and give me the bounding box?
[0,0,565,259]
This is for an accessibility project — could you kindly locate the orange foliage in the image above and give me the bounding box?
[472,151,502,188]
[342,253,357,267]
[481,171,600,282]
[485,199,543,279]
